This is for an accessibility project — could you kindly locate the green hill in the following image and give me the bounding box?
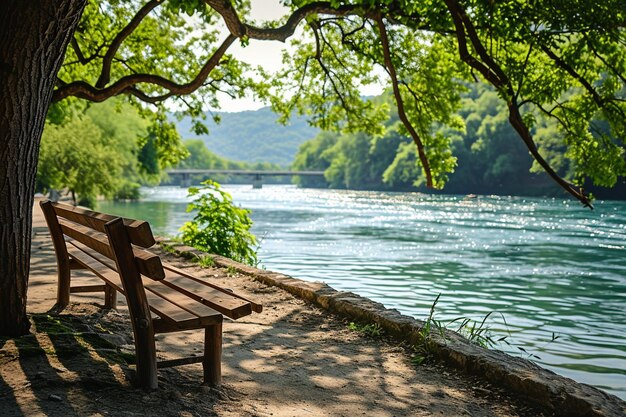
[175,107,319,166]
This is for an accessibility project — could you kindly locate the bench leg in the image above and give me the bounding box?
[203,322,222,386]
[134,326,158,389]
[55,260,71,310]
[104,285,117,309]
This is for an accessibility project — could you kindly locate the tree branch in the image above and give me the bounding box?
[70,38,88,64]
[443,0,505,88]
[443,0,592,207]
[95,0,161,88]
[376,15,433,188]
[204,0,370,42]
[310,21,350,111]
[53,34,236,102]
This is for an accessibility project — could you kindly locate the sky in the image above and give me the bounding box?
[215,2,294,112]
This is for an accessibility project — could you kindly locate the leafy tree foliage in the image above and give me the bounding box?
[181,180,258,266]
[37,100,166,206]
[37,117,122,207]
[294,85,625,197]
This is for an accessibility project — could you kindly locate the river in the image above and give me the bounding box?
[100,185,626,399]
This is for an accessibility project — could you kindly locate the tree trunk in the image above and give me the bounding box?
[0,0,86,336]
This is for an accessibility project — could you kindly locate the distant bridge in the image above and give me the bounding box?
[166,169,325,188]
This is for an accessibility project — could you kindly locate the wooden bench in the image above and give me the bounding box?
[39,200,262,389]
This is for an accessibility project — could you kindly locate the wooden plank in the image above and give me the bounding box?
[67,244,125,293]
[51,201,155,247]
[145,282,223,322]
[157,356,204,369]
[70,284,107,293]
[132,249,165,280]
[69,258,85,270]
[141,290,203,326]
[61,219,115,260]
[157,270,252,319]
[61,220,164,280]
[163,263,262,313]
[153,313,222,333]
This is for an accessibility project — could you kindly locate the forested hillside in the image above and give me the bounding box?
[293,86,626,198]
[175,107,319,166]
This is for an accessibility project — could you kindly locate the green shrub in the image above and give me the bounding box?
[181,180,258,266]
[77,194,97,209]
[114,181,141,200]
[348,322,383,338]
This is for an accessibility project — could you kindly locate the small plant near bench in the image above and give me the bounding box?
[196,255,217,268]
[181,181,258,266]
[348,321,383,338]
[412,294,446,365]
[451,312,508,349]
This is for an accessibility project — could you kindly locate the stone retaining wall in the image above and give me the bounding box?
[160,240,626,417]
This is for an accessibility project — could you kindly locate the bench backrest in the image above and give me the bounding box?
[41,200,166,345]
[40,201,165,281]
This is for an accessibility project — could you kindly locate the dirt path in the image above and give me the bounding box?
[0,201,550,416]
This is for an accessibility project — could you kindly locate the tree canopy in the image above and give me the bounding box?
[38,100,163,206]
[50,0,626,207]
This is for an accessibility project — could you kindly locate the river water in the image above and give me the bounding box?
[100,185,626,399]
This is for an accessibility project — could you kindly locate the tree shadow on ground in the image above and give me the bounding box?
[0,312,221,417]
[154,294,528,417]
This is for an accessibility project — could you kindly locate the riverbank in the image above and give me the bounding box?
[0,201,624,416]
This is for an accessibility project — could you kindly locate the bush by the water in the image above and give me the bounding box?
[181,180,258,266]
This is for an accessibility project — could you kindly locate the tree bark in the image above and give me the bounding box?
[0,0,86,336]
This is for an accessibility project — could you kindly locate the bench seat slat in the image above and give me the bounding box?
[163,264,263,313]
[145,285,222,330]
[159,270,252,319]
[50,202,155,248]
[68,242,222,327]
[70,284,108,293]
[61,219,116,260]
[142,288,221,329]
[61,220,164,280]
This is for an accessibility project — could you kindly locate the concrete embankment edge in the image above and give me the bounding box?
[160,241,626,417]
